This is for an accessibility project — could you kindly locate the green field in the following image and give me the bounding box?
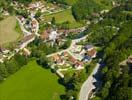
[44,9,75,23]
[44,9,84,28]
[65,0,78,5]
[0,60,65,100]
[0,16,21,45]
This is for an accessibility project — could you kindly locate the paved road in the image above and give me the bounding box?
[17,16,40,37]
[16,17,32,35]
[79,63,100,100]
[42,6,71,16]
[32,18,40,37]
[47,34,88,58]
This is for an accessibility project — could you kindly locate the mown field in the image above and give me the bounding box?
[0,60,65,100]
[44,9,84,28]
[0,16,21,45]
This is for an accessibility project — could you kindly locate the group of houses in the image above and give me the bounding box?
[49,44,97,70]
[40,27,86,46]
[26,1,65,15]
[41,28,66,46]
[0,34,34,63]
[50,51,84,69]
[18,15,38,34]
[0,14,37,63]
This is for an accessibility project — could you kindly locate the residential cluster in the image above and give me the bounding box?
[0,36,35,64]
[0,0,97,79]
[49,44,97,70]
[40,27,85,46]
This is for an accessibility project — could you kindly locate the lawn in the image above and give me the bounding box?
[0,16,21,45]
[0,60,65,100]
[44,9,84,28]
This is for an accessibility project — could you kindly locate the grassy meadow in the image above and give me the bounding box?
[0,16,21,45]
[44,9,84,28]
[0,60,65,100]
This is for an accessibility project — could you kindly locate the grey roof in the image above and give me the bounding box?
[84,45,93,50]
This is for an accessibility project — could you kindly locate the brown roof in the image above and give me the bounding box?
[53,54,61,61]
[87,48,96,57]
[75,61,84,67]
[63,51,69,57]
[69,56,77,64]
[41,30,49,40]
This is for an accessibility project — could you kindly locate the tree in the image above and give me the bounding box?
[65,90,77,100]
[14,54,28,66]
[51,17,56,25]
[35,10,41,19]
[5,59,19,74]
[0,63,8,78]
[60,39,71,49]
[37,53,49,68]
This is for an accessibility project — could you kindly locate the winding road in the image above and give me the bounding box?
[79,63,100,100]
[16,17,32,36]
[47,34,88,58]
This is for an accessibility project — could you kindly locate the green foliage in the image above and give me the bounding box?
[98,13,132,100]
[16,9,29,18]
[72,0,113,20]
[37,53,49,68]
[72,0,100,20]
[5,59,19,74]
[51,17,56,25]
[59,39,71,49]
[16,0,32,4]
[0,54,28,82]
[84,2,132,99]
[35,10,41,19]
[14,54,28,66]
[0,60,65,100]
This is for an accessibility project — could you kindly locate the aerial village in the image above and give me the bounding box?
[0,1,97,77]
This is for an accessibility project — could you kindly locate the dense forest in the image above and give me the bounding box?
[0,54,28,81]
[85,1,132,100]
